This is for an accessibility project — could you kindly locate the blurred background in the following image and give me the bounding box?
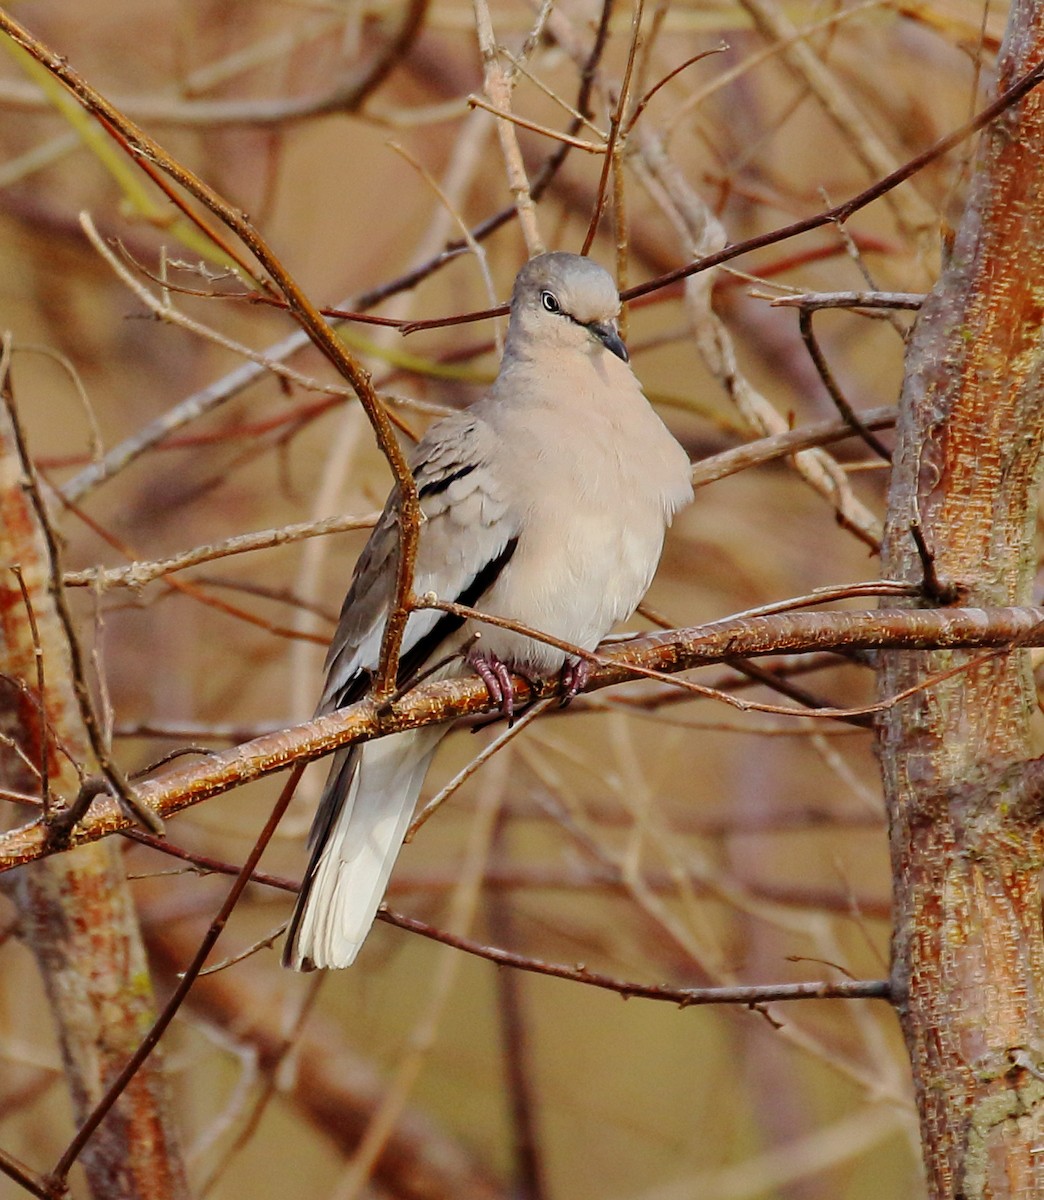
[0,0,1004,1195]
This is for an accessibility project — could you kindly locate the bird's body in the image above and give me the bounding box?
[283,253,693,971]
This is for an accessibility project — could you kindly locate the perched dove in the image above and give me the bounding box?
[283,252,693,970]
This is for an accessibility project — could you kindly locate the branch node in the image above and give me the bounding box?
[910,521,964,605]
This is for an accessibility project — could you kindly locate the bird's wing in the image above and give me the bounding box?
[318,412,522,713]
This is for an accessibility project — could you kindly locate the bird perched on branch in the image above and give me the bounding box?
[283,252,693,970]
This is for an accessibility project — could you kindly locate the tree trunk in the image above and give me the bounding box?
[877,3,1044,1195]
[0,379,189,1200]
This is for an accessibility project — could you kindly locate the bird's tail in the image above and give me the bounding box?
[283,726,445,970]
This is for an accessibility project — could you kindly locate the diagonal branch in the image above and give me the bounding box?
[0,7,417,697]
[2,605,1044,873]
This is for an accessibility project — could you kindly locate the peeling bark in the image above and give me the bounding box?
[877,3,1044,1194]
[0,385,189,1199]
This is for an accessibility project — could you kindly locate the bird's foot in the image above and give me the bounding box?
[466,647,519,725]
[559,659,590,706]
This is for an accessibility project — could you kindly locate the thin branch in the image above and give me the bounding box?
[0,9,419,699]
[581,0,644,253]
[471,0,544,254]
[48,764,305,1185]
[382,909,892,1006]
[465,95,605,152]
[771,291,925,311]
[0,0,428,128]
[623,44,728,137]
[1,364,161,833]
[63,511,379,591]
[407,698,554,839]
[691,405,896,487]
[342,0,616,314]
[798,308,892,462]
[8,564,50,818]
[620,55,1044,303]
[0,1149,52,1200]
[734,0,938,241]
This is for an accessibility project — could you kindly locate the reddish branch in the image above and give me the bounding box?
[0,8,418,698]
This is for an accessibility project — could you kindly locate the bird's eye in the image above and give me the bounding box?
[540,290,561,314]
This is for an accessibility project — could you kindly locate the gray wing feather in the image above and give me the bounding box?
[319,412,518,713]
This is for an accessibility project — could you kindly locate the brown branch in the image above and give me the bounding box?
[123,831,889,918]
[2,605,1043,872]
[49,764,305,1187]
[0,1148,51,1200]
[618,54,1044,303]
[691,405,896,488]
[126,835,891,1010]
[145,918,508,1200]
[381,910,891,1007]
[396,57,1044,337]
[2,373,160,832]
[797,308,892,462]
[0,8,418,698]
[0,0,427,128]
[580,0,643,253]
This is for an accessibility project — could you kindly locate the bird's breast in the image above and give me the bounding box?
[467,447,676,673]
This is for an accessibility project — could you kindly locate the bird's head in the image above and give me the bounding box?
[506,252,629,364]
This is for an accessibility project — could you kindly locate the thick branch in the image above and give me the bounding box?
[2,605,1043,872]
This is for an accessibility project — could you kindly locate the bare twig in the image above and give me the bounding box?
[0,1148,51,1200]
[581,0,644,253]
[770,291,924,311]
[471,0,544,254]
[384,908,891,1006]
[620,54,1044,303]
[797,308,892,461]
[1,361,160,833]
[691,406,896,487]
[735,0,938,244]
[8,564,50,818]
[0,9,419,699]
[63,511,379,591]
[48,763,305,1185]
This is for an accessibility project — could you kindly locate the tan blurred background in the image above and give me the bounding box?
[0,0,1004,1195]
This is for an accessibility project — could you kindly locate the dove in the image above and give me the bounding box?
[283,252,693,969]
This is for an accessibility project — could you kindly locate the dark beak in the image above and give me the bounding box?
[589,321,629,363]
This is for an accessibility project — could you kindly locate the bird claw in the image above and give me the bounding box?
[559,659,590,706]
[467,649,518,725]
